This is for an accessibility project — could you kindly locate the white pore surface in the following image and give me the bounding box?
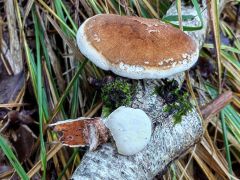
[76,16,199,79]
[105,106,152,156]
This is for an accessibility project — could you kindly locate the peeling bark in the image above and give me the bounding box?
[72,1,225,179]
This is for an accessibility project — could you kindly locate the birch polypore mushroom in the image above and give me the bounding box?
[71,13,201,178]
[71,0,229,177]
[76,14,198,79]
[105,106,152,156]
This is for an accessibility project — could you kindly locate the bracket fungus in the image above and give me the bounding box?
[105,106,152,156]
[64,14,201,155]
[76,14,198,79]
[51,106,152,156]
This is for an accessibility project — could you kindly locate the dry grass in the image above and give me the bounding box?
[0,0,239,179]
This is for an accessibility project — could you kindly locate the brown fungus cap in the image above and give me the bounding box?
[76,14,198,79]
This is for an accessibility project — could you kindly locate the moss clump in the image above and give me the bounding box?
[156,79,192,124]
[101,79,132,117]
[163,89,192,124]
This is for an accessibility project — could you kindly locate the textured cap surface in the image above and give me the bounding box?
[77,14,198,79]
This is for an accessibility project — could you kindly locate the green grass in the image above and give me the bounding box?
[1,0,240,179]
[0,135,29,179]
[32,8,47,179]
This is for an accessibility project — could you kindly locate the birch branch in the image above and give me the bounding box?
[72,1,226,179]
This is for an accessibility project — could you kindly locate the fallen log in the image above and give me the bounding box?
[72,1,227,179]
[72,80,203,179]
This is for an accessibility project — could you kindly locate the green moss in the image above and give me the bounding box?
[101,79,133,117]
[101,106,112,118]
[156,79,192,124]
[163,89,192,124]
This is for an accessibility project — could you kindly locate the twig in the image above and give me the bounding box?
[200,91,232,120]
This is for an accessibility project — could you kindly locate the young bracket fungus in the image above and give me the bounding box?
[76,14,198,79]
[105,106,152,156]
[51,106,152,156]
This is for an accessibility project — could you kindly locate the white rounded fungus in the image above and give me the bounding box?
[105,106,152,156]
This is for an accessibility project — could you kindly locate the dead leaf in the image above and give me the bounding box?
[10,125,35,162]
[0,71,24,104]
[0,164,12,175]
[7,110,36,125]
[197,57,215,79]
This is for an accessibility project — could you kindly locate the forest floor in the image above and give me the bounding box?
[0,0,240,179]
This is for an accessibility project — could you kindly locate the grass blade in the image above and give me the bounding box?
[220,112,233,176]
[209,0,222,93]
[205,84,234,176]
[49,59,88,123]
[163,0,203,31]
[0,135,29,179]
[32,7,47,179]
